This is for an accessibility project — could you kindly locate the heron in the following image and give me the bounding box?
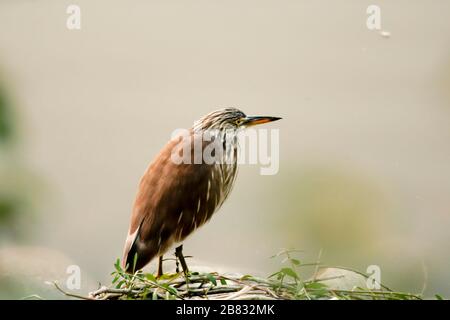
[122,108,281,275]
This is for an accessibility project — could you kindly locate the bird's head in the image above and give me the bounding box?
[193,107,281,132]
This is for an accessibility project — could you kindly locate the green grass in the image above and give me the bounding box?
[78,249,427,300]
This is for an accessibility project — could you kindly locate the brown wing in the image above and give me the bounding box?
[122,132,222,271]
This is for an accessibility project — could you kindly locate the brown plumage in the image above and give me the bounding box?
[122,108,281,273]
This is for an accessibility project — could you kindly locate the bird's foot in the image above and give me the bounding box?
[156,255,164,278]
[174,245,190,277]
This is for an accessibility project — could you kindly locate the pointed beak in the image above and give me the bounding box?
[241,116,282,127]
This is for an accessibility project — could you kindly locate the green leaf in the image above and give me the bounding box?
[220,278,227,286]
[141,289,149,300]
[268,272,280,279]
[115,280,125,289]
[306,282,328,290]
[280,268,299,280]
[435,294,444,300]
[112,275,120,284]
[146,273,156,282]
[291,259,301,265]
[161,283,177,296]
[114,258,123,273]
[206,273,217,286]
[132,253,138,273]
[158,273,179,281]
[305,282,329,298]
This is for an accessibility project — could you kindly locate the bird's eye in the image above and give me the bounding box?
[235,118,243,126]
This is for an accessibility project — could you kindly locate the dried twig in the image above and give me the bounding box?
[52,281,93,300]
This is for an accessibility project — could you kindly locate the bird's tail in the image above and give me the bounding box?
[122,224,158,273]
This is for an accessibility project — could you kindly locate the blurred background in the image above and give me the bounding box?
[0,0,449,298]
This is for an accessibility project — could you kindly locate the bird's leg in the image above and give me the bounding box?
[175,255,180,273]
[156,255,164,278]
[175,245,189,276]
